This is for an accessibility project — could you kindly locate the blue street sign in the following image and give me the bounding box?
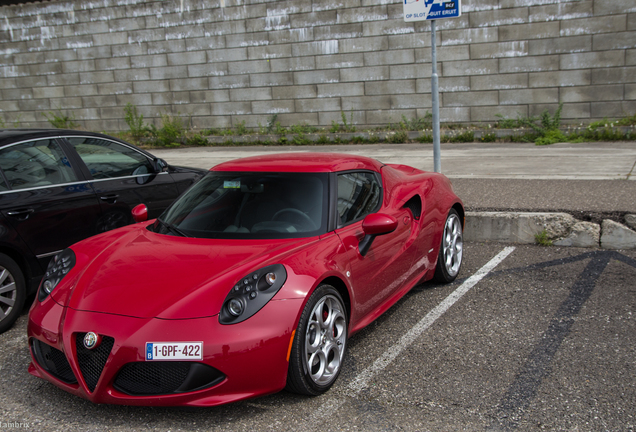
[404,0,461,22]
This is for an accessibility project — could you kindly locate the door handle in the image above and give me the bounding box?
[100,194,119,204]
[7,209,34,220]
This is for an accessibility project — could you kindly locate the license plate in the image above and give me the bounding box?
[145,342,203,361]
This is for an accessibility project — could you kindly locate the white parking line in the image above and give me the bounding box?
[309,246,516,423]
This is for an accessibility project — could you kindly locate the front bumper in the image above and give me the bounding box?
[27,296,304,406]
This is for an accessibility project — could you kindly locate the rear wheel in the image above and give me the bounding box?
[434,208,463,283]
[0,253,26,334]
[286,285,347,395]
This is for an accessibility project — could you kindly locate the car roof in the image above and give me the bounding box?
[212,152,385,173]
[0,129,124,147]
[0,129,158,159]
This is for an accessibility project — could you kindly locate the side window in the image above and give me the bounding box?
[337,171,381,226]
[67,138,153,179]
[0,139,78,190]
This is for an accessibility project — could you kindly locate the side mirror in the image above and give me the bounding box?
[153,158,169,173]
[359,213,398,256]
[132,204,148,223]
[133,165,153,185]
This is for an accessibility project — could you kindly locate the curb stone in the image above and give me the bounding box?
[554,221,600,248]
[466,212,636,250]
[464,212,575,244]
[601,220,636,250]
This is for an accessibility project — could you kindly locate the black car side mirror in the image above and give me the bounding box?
[359,213,398,256]
[153,158,169,173]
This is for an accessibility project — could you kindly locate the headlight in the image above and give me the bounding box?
[227,298,244,317]
[219,264,287,325]
[39,249,76,301]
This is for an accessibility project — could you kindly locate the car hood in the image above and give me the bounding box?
[54,224,313,319]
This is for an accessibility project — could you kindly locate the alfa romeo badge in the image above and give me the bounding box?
[83,332,101,350]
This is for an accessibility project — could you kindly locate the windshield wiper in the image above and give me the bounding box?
[157,218,189,237]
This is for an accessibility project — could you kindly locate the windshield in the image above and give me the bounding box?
[153,172,329,239]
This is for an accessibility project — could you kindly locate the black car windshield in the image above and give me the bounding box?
[153,172,329,239]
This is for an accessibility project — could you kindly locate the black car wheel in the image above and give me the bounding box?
[0,253,26,334]
[286,284,347,396]
[433,208,463,283]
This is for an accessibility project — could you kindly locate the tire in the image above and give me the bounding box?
[286,285,348,396]
[0,253,26,334]
[433,208,463,283]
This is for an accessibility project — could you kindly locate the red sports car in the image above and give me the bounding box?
[27,152,464,406]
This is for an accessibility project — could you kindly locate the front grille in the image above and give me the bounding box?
[75,333,115,392]
[31,339,77,384]
[113,362,225,396]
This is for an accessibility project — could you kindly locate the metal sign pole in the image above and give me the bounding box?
[404,0,460,174]
[431,19,441,173]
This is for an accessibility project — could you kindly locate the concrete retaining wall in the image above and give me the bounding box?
[1,0,635,132]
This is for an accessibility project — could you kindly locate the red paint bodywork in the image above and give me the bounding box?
[27,152,463,406]
[362,213,398,236]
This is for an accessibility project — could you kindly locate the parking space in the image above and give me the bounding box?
[1,242,634,431]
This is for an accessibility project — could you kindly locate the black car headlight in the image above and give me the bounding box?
[219,264,287,325]
[39,249,76,301]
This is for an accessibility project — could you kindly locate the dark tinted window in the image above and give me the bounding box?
[67,137,153,179]
[156,172,328,239]
[0,139,77,190]
[337,171,381,226]
[0,170,7,191]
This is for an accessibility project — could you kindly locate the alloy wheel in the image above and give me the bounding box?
[0,267,17,322]
[304,294,347,386]
[442,212,463,278]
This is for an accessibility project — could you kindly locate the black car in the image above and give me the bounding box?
[0,129,206,333]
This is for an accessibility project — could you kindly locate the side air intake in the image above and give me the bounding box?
[403,195,422,220]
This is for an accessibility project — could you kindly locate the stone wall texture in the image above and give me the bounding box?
[1,0,635,132]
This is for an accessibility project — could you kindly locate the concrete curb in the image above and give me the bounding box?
[465,211,636,250]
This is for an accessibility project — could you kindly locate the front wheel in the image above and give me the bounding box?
[433,208,463,283]
[286,285,348,395]
[0,253,26,334]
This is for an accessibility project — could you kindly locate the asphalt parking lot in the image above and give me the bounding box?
[1,242,634,431]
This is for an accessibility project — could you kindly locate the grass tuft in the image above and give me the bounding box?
[535,230,553,246]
